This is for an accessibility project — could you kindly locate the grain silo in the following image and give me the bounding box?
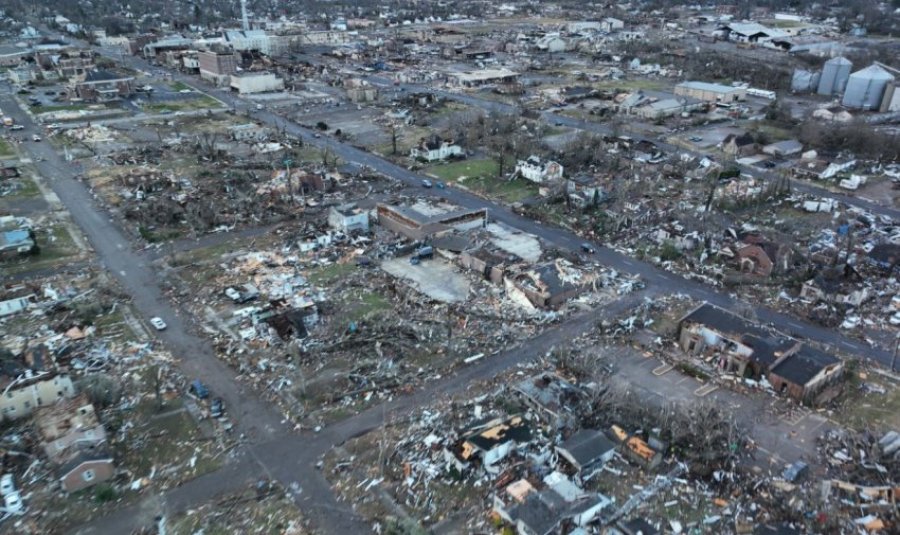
[793,69,820,92]
[817,56,852,96]
[842,64,895,109]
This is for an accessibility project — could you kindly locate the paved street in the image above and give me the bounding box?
[6,37,887,534]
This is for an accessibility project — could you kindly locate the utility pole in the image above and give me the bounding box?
[283,157,295,205]
[892,334,898,373]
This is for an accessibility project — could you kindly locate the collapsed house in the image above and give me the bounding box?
[459,415,532,472]
[556,428,618,475]
[492,473,612,535]
[505,260,590,309]
[799,264,869,307]
[513,373,585,426]
[678,303,844,401]
[34,394,115,492]
[0,372,76,421]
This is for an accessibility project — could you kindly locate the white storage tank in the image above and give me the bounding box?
[842,64,895,109]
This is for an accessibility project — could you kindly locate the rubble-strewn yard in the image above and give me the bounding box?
[0,271,237,533]
[164,481,313,535]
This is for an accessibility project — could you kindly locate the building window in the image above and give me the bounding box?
[82,469,95,482]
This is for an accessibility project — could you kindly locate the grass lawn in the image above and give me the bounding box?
[116,398,221,482]
[834,376,900,431]
[752,123,795,143]
[374,125,430,155]
[307,262,358,286]
[0,138,15,157]
[142,96,222,113]
[0,176,39,199]
[0,223,81,276]
[172,241,236,267]
[31,103,91,114]
[167,486,305,535]
[341,289,392,322]
[427,159,539,203]
[139,225,185,243]
[594,79,668,92]
[169,81,193,91]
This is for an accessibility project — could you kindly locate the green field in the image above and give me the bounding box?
[142,96,222,113]
[0,138,15,157]
[169,81,193,91]
[0,224,81,275]
[427,158,538,203]
[31,103,90,114]
[593,79,668,92]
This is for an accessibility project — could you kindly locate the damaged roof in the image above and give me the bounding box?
[770,346,841,386]
[462,415,531,453]
[680,303,770,340]
[557,428,617,469]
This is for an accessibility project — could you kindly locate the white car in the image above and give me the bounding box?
[31,134,41,142]
[3,491,23,515]
[10,125,23,130]
[0,474,14,496]
[841,316,861,330]
[890,312,900,326]
[224,288,241,302]
[149,317,167,331]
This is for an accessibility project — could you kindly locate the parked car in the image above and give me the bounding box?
[189,379,209,400]
[0,474,15,496]
[210,397,225,418]
[421,179,433,188]
[149,316,167,330]
[4,491,23,515]
[10,125,23,131]
[224,287,242,302]
[580,242,596,254]
[890,312,900,326]
[841,315,861,330]
[435,181,445,189]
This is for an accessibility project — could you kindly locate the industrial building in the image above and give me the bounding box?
[198,49,240,84]
[842,64,895,109]
[229,72,284,94]
[674,81,746,103]
[447,69,520,87]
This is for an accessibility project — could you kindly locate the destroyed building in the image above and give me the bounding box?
[459,416,532,472]
[328,203,370,233]
[556,428,618,475]
[73,69,135,101]
[376,201,487,240]
[505,260,589,309]
[513,373,584,425]
[678,303,844,401]
[799,265,868,307]
[34,395,115,492]
[0,372,76,421]
[493,473,612,535]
